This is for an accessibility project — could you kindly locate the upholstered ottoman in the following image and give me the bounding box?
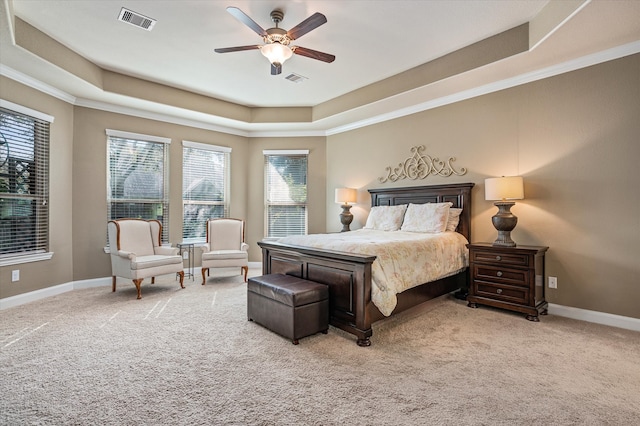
[247,274,329,345]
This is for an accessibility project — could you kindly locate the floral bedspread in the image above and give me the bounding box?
[277,229,469,316]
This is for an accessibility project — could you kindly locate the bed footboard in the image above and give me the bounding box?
[258,240,377,346]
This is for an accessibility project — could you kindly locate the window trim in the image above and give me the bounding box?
[263,149,309,238]
[0,252,53,267]
[181,140,231,243]
[106,129,171,242]
[0,100,55,123]
[0,99,54,266]
[105,129,170,144]
[183,140,231,153]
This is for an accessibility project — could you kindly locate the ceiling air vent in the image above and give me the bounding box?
[285,73,308,83]
[118,7,156,31]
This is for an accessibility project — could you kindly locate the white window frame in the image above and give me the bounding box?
[181,141,231,243]
[106,129,171,242]
[0,99,54,267]
[263,149,309,238]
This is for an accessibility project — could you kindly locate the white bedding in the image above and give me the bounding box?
[277,229,469,316]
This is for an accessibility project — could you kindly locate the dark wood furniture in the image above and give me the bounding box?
[466,243,548,321]
[248,274,329,345]
[258,182,474,346]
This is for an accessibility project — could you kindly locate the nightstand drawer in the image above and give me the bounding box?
[473,281,528,304]
[472,265,528,287]
[471,250,530,267]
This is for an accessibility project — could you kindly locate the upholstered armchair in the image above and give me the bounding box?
[107,219,185,299]
[201,218,249,284]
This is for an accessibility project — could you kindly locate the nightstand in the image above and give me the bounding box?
[466,243,548,321]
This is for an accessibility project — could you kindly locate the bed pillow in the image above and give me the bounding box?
[363,204,408,231]
[446,208,463,232]
[400,202,452,233]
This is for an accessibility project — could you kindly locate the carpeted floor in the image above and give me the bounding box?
[1,269,639,425]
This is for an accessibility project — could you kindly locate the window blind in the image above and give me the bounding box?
[182,141,230,241]
[107,132,170,242]
[0,106,50,257]
[264,152,308,237]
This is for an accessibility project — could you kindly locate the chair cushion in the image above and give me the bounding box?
[130,254,182,270]
[118,220,155,256]
[202,249,248,261]
[209,220,244,251]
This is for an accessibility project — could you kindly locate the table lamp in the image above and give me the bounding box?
[335,188,357,232]
[485,176,524,247]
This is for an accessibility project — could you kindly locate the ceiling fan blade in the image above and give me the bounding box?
[214,45,261,54]
[287,12,327,40]
[292,46,335,63]
[271,63,282,75]
[226,6,267,37]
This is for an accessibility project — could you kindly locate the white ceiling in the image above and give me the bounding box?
[2,1,640,134]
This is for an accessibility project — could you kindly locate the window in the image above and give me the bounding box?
[106,129,170,242]
[0,101,52,262]
[182,141,230,241]
[264,150,308,238]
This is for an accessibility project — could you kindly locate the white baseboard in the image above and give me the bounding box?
[74,277,112,289]
[1,264,263,310]
[4,281,637,333]
[548,303,640,332]
[0,282,73,310]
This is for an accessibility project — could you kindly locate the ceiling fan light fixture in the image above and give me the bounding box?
[260,43,293,65]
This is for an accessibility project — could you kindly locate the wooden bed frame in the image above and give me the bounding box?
[258,182,475,346]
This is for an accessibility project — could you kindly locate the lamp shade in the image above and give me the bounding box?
[260,43,293,65]
[335,188,357,204]
[485,176,524,201]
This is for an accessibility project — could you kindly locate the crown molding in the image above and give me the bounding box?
[0,64,76,104]
[3,40,639,138]
[74,97,250,138]
[326,40,640,136]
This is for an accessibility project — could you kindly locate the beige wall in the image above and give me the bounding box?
[71,107,251,280]
[246,137,327,261]
[327,54,640,319]
[0,77,74,298]
[71,114,325,272]
[0,89,325,295]
[1,54,638,321]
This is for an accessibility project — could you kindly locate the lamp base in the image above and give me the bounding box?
[491,201,518,247]
[339,204,353,232]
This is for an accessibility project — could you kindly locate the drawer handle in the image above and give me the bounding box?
[496,289,503,294]
[496,271,503,277]
[496,255,502,261]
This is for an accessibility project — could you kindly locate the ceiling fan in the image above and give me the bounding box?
[215,6,335,75]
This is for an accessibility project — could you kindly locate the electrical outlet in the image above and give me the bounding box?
[548,276,557,289]
[12,270,20,282]
[182,251,189,260]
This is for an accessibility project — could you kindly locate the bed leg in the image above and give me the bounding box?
[454,289,469,300]
[357,338,371,347]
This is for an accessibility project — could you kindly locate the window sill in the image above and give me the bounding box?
[0,252,54,267]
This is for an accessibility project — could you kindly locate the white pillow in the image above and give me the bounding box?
[363,204,408,231]
[400,202,452,233]
[446,208,463,232]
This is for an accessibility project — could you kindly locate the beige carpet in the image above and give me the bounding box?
[1,269,639,425]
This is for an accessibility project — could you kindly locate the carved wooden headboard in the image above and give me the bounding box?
[368,183,475,242]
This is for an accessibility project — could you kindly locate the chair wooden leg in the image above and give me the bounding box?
[242,266,248,282]
[201,268,208,285]
[112,276,117,292]
[177,271,185,289]
[133,279,143,299]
